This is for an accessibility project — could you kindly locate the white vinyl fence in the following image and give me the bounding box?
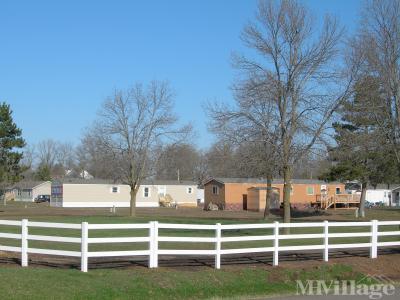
[0,219,399,272]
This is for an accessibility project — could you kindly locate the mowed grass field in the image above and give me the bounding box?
[0,202,399,299]
[0,263,374,300]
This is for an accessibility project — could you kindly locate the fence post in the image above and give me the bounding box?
[21,219,28,267]
[273,221,279,266]
[323,220,329,262]
[153,221,158,268]
[370,220,378,259]
[149,221,154,268]
[81,222,88,272]
[215,223,221,269]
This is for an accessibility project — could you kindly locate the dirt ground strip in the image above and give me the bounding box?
[1,248,400,281]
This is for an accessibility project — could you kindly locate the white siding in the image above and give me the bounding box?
[32,182,51,201]
[366,189,391,205]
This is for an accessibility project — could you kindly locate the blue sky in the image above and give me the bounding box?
[0,0,362,149]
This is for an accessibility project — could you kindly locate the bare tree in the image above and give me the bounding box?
[207,78,279,218]
[203,141,238,178]
[18,144,36,180]
[356,0,400,172]
[92,81,191,216]
[21,144,35,168]
[33,140,78,179]
[36,139,58,170]
[155,143,201,182]
[56,142,76,172]
[219,0,359,223]
[75,133,117,180]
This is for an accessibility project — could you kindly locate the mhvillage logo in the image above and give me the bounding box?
[296,275,396,299]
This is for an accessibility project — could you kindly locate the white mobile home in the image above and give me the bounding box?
[50,179,199,208]
[346,183,399,207]
[365,189,391,205]
[366,184,400,206]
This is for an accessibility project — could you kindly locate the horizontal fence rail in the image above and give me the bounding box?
[0,219,399,272]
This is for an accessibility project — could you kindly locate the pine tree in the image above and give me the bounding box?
[35,163,51,181]
[322,76,396,216]
[0,102,25,202]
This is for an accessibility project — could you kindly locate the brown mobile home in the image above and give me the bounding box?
[203,178,345,211]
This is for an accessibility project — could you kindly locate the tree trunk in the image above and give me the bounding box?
[283,168,292,224]
[130,186,137,217]
[264,175,273,219]
[359,182,367,218]
[0,186,6,206]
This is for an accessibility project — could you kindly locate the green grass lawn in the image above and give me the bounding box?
[0,264,371,300]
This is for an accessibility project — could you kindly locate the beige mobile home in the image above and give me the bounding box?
[50,179,198,208]
[141,180,198,207]
[51,179,133,208]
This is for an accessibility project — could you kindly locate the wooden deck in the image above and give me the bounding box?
[313,194,360,210]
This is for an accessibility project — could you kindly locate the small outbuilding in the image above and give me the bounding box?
[247,187,280,211]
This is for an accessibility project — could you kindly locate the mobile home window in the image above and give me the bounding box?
[187,187,193,194]
[111,186,119,193]
[335,187,341,194]
[306,186,314,195]
[212,185,219,195]
[143,187,150,198]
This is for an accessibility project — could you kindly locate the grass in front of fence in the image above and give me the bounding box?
[0,263,370,300]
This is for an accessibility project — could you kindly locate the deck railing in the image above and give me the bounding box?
[0,219,399,272]
[315,194,361,209]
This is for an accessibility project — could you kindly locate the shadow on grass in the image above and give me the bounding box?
[269,208,330,219]
[1,247,399,271]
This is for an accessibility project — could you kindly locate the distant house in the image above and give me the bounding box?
[203,178,345,211]
[65,169,94,179]
[50,179,199,208]
[6,181,51,202]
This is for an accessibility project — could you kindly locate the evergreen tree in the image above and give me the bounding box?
[35,163,52,181]
[0,102,25,202]
[322,76,394,216]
